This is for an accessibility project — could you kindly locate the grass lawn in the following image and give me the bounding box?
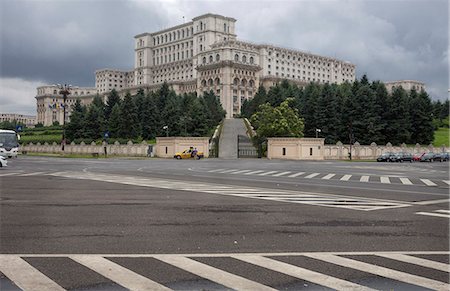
[433,127,449,147]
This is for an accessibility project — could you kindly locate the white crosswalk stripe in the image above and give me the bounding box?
[304,173,320,179]
[272,171,291,177]
[204,168,448,188]
[322,173,335,180]
[420,179,437,186]
[18,171,47,176]
[1,252,448,291]
[0,172,18,177]
[360,175,370,182]
[340,174,352,181]
[288,172,305,178]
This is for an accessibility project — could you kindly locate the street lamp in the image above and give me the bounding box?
[58,84,72,151]
[315,128,321,138]
[163,125,169,137]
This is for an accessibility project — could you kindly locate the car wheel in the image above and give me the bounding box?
[176,155,181,160]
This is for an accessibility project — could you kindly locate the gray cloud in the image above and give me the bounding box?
[1,0,448,115]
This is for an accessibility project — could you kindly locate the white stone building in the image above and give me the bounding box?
[384,80,425,94]
[0,113,36,127]
[36,13,356,124]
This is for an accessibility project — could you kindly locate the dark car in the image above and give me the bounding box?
[420,152,436,162]
[413,152,425,161]
[389,152,413,163]
[377,152,394,162]
[432,152,449,162]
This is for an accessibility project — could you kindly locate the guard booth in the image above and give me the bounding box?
[267,138,325,160]
[155,137,209,158]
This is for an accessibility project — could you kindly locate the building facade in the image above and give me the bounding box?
[36,13,356,124]
[384,80,425,94]
[0,113,36,127]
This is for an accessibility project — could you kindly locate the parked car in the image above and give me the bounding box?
[413,152,425,162]
[390,152,413,163]
[432,152,449,162]
[377,152,395,162]
[420,152,436,162]
[0,156,7,167]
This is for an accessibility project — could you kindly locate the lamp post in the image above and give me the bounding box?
[163,125,169,137]
[58,84,71,151]
[315,128,321,138]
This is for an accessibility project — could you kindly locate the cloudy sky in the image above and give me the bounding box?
[1,0,448,115]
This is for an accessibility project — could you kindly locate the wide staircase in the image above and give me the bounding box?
[218,118,258,159]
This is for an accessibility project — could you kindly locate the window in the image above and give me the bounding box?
[216,54,220,61]
[224,23,227,31]
[283,148,286,156]
[310,148,313,156]
[208,79,213,86]
[242,55,247,63]
[233,78,239,86]
[250,57,254,64]
[235,54,239,61]
[209,55,213,63]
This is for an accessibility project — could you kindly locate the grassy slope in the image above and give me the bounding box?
[433,127,449,147]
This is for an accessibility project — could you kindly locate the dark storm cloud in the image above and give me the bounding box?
[0,0,448,115]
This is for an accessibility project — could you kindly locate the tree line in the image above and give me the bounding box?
[242,75,444,145]
[66,83,225,142]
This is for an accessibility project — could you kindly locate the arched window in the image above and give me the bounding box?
[200,21,203,30]
[241,79,247,86]
[165,34,167,42]
[216,54,220,61]
[202,57,206,64]
[234,54,239,61]
[182,30,185,38]
[200,44,203,51]
[157,37,160,44]
[209,55,213,63]
[201,80,207,87]
[177,31,180,39]
[250,57,254,64]
[215,78,220,85]
[242,55,247,63]
[249,80,255,87]
[208,79,213,86]
[233,78,239,86]
[224,23,227,32]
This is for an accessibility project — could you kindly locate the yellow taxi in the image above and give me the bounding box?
[174,148,204,160]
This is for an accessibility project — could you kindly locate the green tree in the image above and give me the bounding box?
[385,87,411,145]
[108,103,121,138]
[66,99,86,141]
[409,89,434,144]
[250,98,304,139]
[118,92,138,139]
[105,89,121,120]
[83,102,106,141]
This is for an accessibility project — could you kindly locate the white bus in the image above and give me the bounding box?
[0,129,20,158]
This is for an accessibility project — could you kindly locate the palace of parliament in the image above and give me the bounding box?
[36,13,358,125]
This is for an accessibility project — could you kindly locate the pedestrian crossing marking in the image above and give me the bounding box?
[230,169,252,174]
[416,210,450,219]
[0,172,17,177]
[232,255,375,291]
[244,170,265,175]
[304,173,320,178]
[340,174,352,181]
[71,255,170,291]
[272,171,291,177]
[156,255,276,291]
[49,171,411,211]
[360,175,370,182]
[420,179,437,186]
[399,177,413,185]
[322,173,335,180]
[18,171,47,176]
[376,253,450,272]
[1,252,448,291]
[208,168,226,173]
[305,253,450,291]
[288,172,305,178]
[444,180,450,185]
[0,255,65,291]
[380,176,390,184]
[258,170,278,176]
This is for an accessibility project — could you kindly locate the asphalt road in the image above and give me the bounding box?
[0,156,449,290]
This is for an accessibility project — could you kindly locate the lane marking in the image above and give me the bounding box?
[340,175,352,181]
[19,172,47,176]
[0,172,18,177]
[230,169,252,174]
[420,179,437,187]
[208,168,226,173]
[258,171,278,176]
[71,255,170,291]
[272,171,291,177]
[217,169,239,173]
[322,174,336,180]
[305,253,450,291]
[399,178,413,185]
[304,173,320,179]
[436,210,450,214]
[288,172,305,178]
[232,255,374,291]
[376,254,450,272]
[414,199,450,205]
[380,176,391,184]
[360,176,370,182]
[155,255,276,291]
[443,180,450,185]
[0,255,65,291]
[415,212,450,219]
